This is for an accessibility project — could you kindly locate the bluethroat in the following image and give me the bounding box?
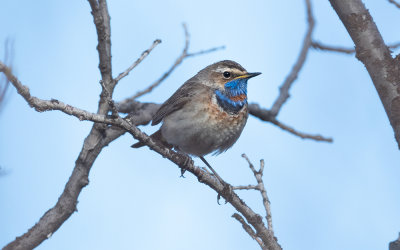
[132,60,261,173]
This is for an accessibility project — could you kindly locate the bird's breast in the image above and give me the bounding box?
[160,92,248,156]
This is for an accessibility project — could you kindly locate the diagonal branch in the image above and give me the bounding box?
[249,103,333,142]
[114,39,162,84]
[269,0,315,117]
[389,0,400,9]
[232,213,266,249]
[329,0,400,149]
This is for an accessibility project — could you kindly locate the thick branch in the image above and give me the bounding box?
[3,125,122,250]
[270,0,315,116]
[88,0,114,115]
[390,233,400,250]
[329,0,400,149]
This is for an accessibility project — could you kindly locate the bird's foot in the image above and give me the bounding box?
[176,152,193,177]
[217,182,234,205]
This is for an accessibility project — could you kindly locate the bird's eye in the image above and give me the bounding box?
[223,71,231,78]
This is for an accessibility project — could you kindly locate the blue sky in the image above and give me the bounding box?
[1,1,399,250]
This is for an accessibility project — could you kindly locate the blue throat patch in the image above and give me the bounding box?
[215,78,248,114]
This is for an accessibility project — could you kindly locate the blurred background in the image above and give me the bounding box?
[1,1,399,249]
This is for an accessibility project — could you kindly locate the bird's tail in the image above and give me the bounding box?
[131,129,170,148]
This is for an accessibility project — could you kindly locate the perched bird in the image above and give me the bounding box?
[132,60,260,171]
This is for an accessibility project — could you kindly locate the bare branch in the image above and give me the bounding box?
[114,39,162,84]
[119,23,224,103]
[249,103,333,142]
[269,117,333,142]
[329,0,400,149]
[0,73,9,111]
[0,39,14,113]
[232,213,266,250]
[241,154,274,233]
[312,40,400,54]
[389,0,400,9]
[186,45,225,57]
[270,0,315,117]
[88,0,114,115]
[311,41,355,54]
[2,61,281,250]
[233,184,259,190]
[389,233,400,250]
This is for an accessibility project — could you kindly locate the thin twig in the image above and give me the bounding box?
[232,213,266,250]
[269,117,333,142]
[312,40,400,54]
[249,103,333,142]
[0,39,14,112]
[114,39,162,84]
[186,45,225,57]
[311,41,354,54]
[233,184,259,190]
[389,0,400,9]
[241,154,274,232]
[121,23,224,102]
[270,0,315,117]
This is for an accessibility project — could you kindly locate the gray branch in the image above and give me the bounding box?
[388,0,400,9]
[329,0,400,148]
[390,233,400,250]
[312,40,400,55]
[249,103,333,142]
[269,0,315,117]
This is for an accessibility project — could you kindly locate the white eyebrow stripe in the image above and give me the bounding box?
[214,67,230,73]
[214,67,246,75]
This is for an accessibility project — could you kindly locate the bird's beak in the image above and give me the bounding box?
[235,72,262,80]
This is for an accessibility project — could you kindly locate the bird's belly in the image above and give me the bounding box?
[160,101,248,156]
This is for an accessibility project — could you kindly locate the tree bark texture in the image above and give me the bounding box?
[330,0,400,149]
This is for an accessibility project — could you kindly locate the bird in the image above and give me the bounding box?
[132,60,261,176]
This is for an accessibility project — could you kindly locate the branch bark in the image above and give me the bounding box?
[329,0,400,149]
[390,233,400,250]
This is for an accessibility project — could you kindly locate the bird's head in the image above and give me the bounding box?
[198,60,261,97]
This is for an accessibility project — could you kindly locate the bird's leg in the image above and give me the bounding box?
[199,156,225,184]
[199,156,234,204]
